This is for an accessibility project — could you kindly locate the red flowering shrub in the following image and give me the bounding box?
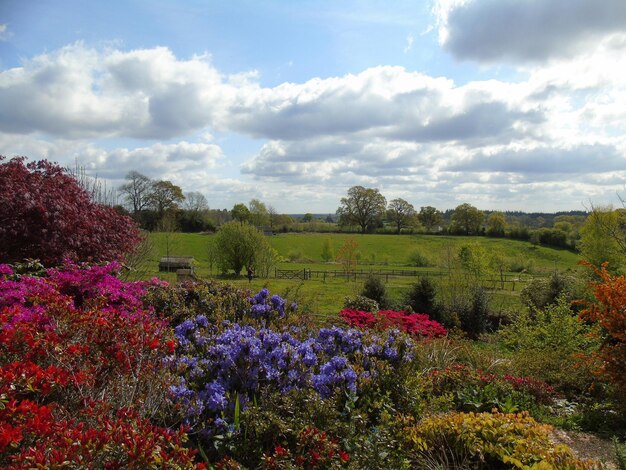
[339,308,447,338]
[260,427,350,469]
[0,156,142,265]
[0,263,200,468]
[579,262,626,411]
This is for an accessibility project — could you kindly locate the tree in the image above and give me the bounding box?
[231,203,250,223]
[302,213,314,223]
[118,171,153,214]
[336,186,387,234]
[267,205,279,230]
[212,221,272,276]
[336,237,359,274]
[386,198,417,234]
[579,207,626,274]
[418,206,443,233]
[183,191,209,213]
[486,212,506,237]
[0,156,141,265]
[148,180,185,217]
[451,203,483,235]
[248,198,270,227]
[321,238,334,262]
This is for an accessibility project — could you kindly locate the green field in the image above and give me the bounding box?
[143,231,582,316]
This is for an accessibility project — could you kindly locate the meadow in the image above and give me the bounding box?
[145,231,582,316]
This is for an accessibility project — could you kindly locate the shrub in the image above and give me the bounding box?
[361,275,390,309]
[579,263,626,413]
[404,411,596,469]
[500,295,599,395]
[143,279,252,326]
[339,308,447,338]
[0,156,141,265]
[457,287,490,339]
[343,295,379,313]
[0,263,199,468]
[404,277,438,317]
[407,249,432,267]
[212,221,275,276]
[260,426,350,469]
[520,271,582,311]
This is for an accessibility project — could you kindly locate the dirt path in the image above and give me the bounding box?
[550,429,617,469]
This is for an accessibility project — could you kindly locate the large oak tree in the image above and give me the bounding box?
[337,186,387,234]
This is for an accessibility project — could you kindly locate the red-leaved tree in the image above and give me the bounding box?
[0,156,141,265]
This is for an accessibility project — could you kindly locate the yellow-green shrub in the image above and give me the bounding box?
[401,411,596,469]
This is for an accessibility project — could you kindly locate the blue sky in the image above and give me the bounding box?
[1,0,626,213]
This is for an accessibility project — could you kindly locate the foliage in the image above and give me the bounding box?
[343,294,379,313]
[336,186,387,233]
[418,206,443,233]
[520,271,582,310]
[404,411,596,469]
[579,263,626,412]
[335,237,359,274]
[419,364,556,416]
[579,208,626,275]
[249,199,270,227]
[530,227,571,249]
[404,277,438,317]
[500,296,599,394]
[339,308,447,338]
[0,263,199,468]
[142,279,251,326]
[0,156,141,266]
[321,238,334,262]
[213,221,275,276]
[450,203,483,235]
[386,198,417,234]
[260,426,350,469]
[407,249,432,267]
[231,203,251,223]
[360,275,390,309]
[486,212,506,237]
[149,180,185,216]
[119,170,154,214]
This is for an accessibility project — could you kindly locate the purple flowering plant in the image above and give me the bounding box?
[168,288,418,440]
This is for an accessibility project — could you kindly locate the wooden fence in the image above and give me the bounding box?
[273,267,529,291]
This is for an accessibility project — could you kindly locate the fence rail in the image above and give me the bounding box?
[273,267,529,290]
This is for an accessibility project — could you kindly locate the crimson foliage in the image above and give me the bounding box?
[0,156,141,265]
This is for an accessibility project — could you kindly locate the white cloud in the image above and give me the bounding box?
[404,33,414,53]
[435,0,626,63]
[0,44,234,139]
[2,39,626,212]
[0,24,11,41]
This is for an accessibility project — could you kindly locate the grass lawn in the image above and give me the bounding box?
[141,231,582,316]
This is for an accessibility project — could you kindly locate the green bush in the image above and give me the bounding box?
[361,275,390,309]
[404,277,439,316]
[407,249,432,267]
[343,294,379,313]
[499,296,600,395]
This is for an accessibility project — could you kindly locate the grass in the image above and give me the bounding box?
[140,231,582,316]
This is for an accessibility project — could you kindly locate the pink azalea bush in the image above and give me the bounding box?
[339,308,447,338]
[0,263,201,468]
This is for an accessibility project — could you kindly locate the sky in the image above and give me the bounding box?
[1,0,626,214]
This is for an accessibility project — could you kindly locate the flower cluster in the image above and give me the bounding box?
[169,309,417,436]
[0,263,198,468]
[249,288,295,322]
[339,308,447,338]
[261,427,350,469]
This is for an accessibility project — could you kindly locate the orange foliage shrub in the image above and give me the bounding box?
[579,262,626,410]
